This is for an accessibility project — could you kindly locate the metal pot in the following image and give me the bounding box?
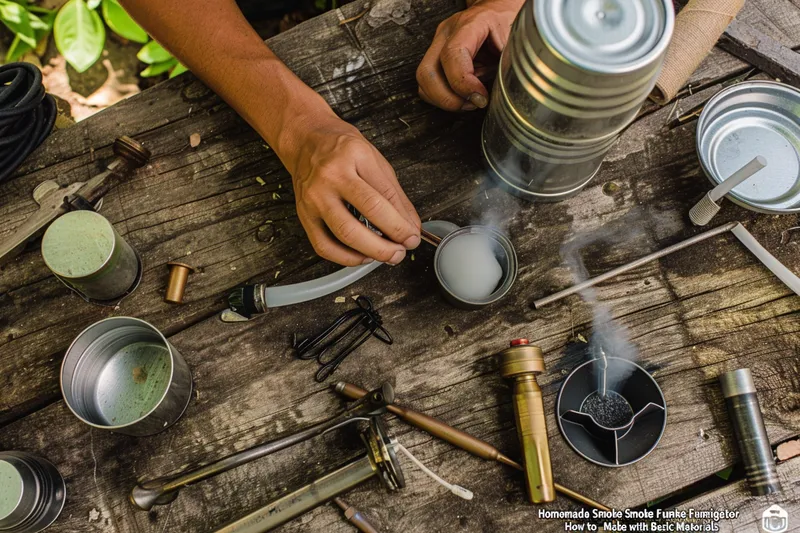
[0,452,66,533]
[41,210,141,304]
[433,225,517,310]
[61,317,193,436]
[483,0,674,201]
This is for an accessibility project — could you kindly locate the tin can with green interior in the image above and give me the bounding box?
[482,0,674,201]
[0,451,66,533]
[41,210,141,304]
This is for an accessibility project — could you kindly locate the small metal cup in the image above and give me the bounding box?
[41,211,142,305]
[433,225,518,310]
[61,317,193,436]
[0,452,66,533]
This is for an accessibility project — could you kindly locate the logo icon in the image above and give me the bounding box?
[763,505,788,533]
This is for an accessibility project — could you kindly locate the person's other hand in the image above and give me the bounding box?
[285,115,421,267]
[416,0,524,112]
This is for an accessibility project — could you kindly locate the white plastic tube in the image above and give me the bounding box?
[731,224,800,296]
[264,262,383,308]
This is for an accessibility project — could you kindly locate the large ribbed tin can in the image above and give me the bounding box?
[0,452,66,533]
[483,0,674,200]
[41,210,141,304]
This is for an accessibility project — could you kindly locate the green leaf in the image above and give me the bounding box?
[28,10,50,30]
[140,57,176,77]
[54,0,105,72]
[101,0,146,42]
[5,33,31,62]
[168,62,188,78]
[0,0,36,46]
[137,39,171,64]
[86,0,100,9]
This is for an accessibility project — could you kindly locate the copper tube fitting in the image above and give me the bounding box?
[165,262,195,304]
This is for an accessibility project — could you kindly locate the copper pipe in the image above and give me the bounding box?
[333,497,380,533]
[333,382,610,511]
[420,228,442,247]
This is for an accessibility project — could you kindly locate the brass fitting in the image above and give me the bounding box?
[165,262,195,304]
[499,339,555,504]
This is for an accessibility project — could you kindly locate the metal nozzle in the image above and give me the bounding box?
[130,383,394,511]
[499,340,555,504]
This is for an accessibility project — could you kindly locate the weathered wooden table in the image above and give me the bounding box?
[2,0,799,531]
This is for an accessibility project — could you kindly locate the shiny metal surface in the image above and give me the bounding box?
[41,211,140,303]
[213,417,404,533]
[130,384,394,511]
[433,225,517,309]
[0,452,66,533]
[499,340,555,503]
[61,317,193,436]
[697,81,800,214]
[719,368,781,495]
[482,0,672,200]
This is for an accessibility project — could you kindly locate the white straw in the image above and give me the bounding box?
[396,443,474,500]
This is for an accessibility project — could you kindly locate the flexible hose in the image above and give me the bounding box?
[0,62,56,184]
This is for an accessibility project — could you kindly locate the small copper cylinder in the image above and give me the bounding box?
[165,262,194,304]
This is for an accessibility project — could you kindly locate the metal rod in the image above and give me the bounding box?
[213,455,378,533]
[333,381,610,511]
[130,384,393,511]
[333,497,380,533]
[533,222,739,308]
[421,228,442,247]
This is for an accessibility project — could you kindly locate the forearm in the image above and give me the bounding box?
[118,0,333,170]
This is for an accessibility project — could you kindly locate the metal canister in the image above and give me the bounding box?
[483,0,674,200]
[41,210,141,304]
[719,368,782,496]
[499,339,555,503]
[0,452,66,533]
[61,317,193,436]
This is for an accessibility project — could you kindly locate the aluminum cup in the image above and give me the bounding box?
[433,226,517,310]
[0,452,66,533]
[61,317,193,436]
[42,211,141,304]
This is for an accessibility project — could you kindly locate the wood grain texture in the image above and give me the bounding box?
[1,0,799,532]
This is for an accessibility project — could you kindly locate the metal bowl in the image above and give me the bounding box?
[61,317,193,436]
[433,225,518,310]
[697,81,800,214]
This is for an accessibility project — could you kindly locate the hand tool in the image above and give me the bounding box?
[130,383,394,511]
[0,136,150,265]
[534,222,800,308]
[212,417,404,533]
[165,262,196,304]
[333,497,380,533]
[333,381,610,511]
[719,368,782,496]
[294,296,392,382]
[689,156,767,226]
[499,339,555,504]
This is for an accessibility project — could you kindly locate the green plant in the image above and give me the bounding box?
[1,0,188,78]
[136,38,186,78]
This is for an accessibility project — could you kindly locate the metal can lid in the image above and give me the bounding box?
[42,211,116,279]
[535,0,672,74]
[0,460,23,522]
[697,81,800,214]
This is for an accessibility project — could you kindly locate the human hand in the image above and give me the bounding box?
[284,115,421,267]
[416,0,524,112]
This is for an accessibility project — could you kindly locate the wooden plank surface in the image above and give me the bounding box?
[1,0,799,532]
